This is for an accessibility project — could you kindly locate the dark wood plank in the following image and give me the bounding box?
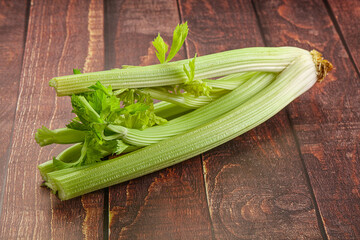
[0,0,28,205]
[253,0,360,238]
[106,0,213,239]
[179,0,323,239]
[0,0,105,239]
[327,0,360,72]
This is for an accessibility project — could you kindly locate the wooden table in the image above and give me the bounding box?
[1,0,359,239]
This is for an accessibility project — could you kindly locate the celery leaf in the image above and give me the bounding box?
[71,95,102,124]
[152,34,168,64]
[183,54,196,83]
[73,68,82,74]
[182,55,212,97]
[166,22,188,63]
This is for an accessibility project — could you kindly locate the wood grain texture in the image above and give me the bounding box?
[327,0,360,72]
[253,0,360,238]
[0,0,28,204]
[106,0,213,239]
[179,0,323,239]
[0,0,105,239]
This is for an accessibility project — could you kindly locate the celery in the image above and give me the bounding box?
[37,23,333,200]
[50,47,308,96]
[46,53,330,200]
[37,72,274,175]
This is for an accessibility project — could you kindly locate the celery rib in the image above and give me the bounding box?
[50,47,308,96]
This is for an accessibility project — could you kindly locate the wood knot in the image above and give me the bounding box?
[274,193,312,211]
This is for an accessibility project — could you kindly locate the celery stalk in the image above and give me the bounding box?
[49,47,308,96]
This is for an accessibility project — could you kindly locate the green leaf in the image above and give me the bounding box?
[100,139,129,155]
[84,137,105,165]
[117,89,152,106]
[117,89,136,106]
[88,81,112,95]
[152,34,169,64]
[166,22,188,63]
[183,54,196,84]
[182,79,212,97]
[123,102,149,114]
[66,118,89,131]
[90,123,107,143]
[73,68,82,74]
[71,95,102,124]
[181,54,212,97]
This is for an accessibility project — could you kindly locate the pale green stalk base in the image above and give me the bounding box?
[47,53,317,200]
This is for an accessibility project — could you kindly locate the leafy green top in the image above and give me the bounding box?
[152,22,188,64]
[46,80,167,169]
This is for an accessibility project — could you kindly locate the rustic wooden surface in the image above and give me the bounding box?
[253,0,360,238]
[0,0,359,239]
[0,0,105,238]
[0,0,27,205]
[181,0,322,239]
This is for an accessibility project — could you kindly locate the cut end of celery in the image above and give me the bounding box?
[57,189,67,200]
[35,126,52,147]
[310,50,333,82]
[42,180,58,195]
[49,78,57,88]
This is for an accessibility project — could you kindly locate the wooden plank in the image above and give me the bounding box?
[0,0,28,204]
[179,0,323,239]
[0,0,105,239]
[105,0,213,239]
[327,0,360,72]
[253,0,360,238]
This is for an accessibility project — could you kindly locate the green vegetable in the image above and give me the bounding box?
[36,23,333,200]
[36,71,271,176]
[45,53,332,200]
[49,47,309,96]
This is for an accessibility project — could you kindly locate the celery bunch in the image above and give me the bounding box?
[36,23,332,200]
